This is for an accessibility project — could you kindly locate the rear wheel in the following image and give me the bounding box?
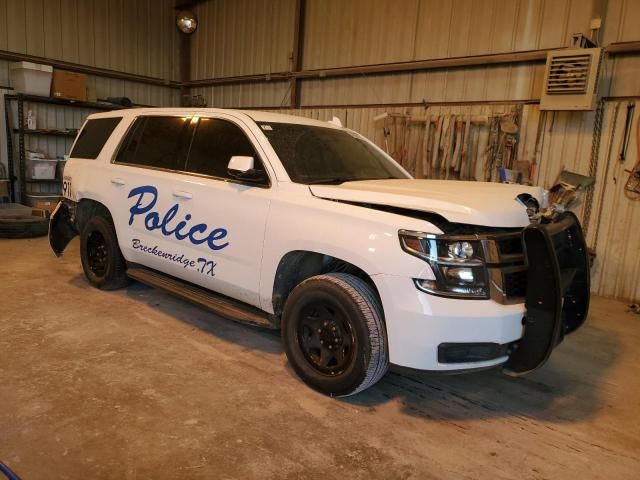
[80,216,129,290]
[282,273,389,397]
[0,215,49,238]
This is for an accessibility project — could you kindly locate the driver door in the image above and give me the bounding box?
[170,114,272,308]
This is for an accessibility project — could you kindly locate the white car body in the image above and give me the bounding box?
[56,107,556,372]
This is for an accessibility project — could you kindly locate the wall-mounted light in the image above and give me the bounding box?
[176,10,198,34]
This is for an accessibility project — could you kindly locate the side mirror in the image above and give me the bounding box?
[227,156,268,185]
[228,155,254,174]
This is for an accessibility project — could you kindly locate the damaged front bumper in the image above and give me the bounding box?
[49,200,78,257]
[503,211,590,375]
[376,211,590,373]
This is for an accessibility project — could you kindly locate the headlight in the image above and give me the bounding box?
[399,230,489,299]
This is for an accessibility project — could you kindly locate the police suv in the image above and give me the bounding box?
[49,108,590,396]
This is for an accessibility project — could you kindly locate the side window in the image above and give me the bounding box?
[115,116,193,171]
[70,117,122,159]
[185,118,266,181]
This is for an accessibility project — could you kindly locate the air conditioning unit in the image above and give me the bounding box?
[540,48,603,111]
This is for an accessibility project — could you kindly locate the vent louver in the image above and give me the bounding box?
[546,54,591,94]
[540,48,602,111]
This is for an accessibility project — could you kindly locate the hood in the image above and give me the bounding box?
[309,179,543,228]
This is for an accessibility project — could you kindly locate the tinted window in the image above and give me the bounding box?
[185,118,265,181]
[257,122,408,184]
[115,116,193,171]
[70,117,122,159]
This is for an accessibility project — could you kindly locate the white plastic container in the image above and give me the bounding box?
[25,158,57,180]
[9,62,53,96]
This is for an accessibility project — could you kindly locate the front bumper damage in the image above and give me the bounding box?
[503,211,590,375]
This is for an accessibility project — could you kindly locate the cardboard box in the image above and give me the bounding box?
[51,70,87,101]
[25,194,61,213]
[0,180,9,198]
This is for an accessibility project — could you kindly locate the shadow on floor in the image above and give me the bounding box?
[71,274,620,424]
[345,324,620,423]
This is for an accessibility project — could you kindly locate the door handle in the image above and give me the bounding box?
[172,190,193,199]
[110,177,126,186]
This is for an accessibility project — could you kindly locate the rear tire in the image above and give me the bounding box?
[80,216,129,290]
[0,215,49,238]
[282,273,389,397]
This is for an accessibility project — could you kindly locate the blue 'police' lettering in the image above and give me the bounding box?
[127,185,229,250]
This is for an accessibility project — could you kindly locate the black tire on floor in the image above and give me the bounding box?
[282,273,389,397]
[80,216,129,290]
[0,215,49,239]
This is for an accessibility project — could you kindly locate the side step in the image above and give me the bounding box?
[126,267,276,329]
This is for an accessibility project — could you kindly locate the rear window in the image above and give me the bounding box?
[70,117,122,159]
[115,116,192,171]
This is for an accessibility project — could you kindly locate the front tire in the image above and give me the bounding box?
[282,273,389,397]
[80,216,129,290]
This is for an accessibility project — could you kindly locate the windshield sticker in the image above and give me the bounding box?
[131,238,216,277]
[260,124,273,131]
[127,185,229,251]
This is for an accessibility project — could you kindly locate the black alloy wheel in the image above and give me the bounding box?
[297,300,355,376]
[86,230,109,277]
[282,273,389,397]
[80,216,129,290]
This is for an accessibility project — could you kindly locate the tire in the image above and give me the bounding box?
[282,273,389,397]
[0,215,49,239]
[80,216,129,290]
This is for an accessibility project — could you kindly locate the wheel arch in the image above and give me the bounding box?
[271,250,384,318]
[75,198,114,232]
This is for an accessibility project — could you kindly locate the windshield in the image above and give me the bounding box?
[257,122,409,184]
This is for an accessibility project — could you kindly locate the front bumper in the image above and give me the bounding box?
[503,211,590,375]
[375,212,590,373]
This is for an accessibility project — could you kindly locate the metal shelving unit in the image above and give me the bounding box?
[3,93,126,203]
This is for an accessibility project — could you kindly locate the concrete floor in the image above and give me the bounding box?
[1,237,639,480]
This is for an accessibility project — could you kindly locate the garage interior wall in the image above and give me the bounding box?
[0,0,181,194]
[0,0,638,303]
[186,0,640,302]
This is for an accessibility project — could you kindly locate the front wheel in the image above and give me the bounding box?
[80,216,129,290]
[282,273,389,397]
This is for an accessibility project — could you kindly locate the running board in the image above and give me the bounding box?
[126,267,276,329]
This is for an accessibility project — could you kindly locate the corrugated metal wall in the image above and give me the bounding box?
[189,0,635,105]
[0,0,180,104]
[0,0,180,198]
[187,0,640,302]
[1,0,637,301]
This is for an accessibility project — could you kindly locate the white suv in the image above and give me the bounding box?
[49,108,590,396]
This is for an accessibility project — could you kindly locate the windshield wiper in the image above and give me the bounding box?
[304,178,351,185]
[304,176,399,185]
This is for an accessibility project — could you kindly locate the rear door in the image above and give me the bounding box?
[108,114,198,279]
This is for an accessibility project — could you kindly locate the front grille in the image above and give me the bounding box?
[504,270,527,298]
